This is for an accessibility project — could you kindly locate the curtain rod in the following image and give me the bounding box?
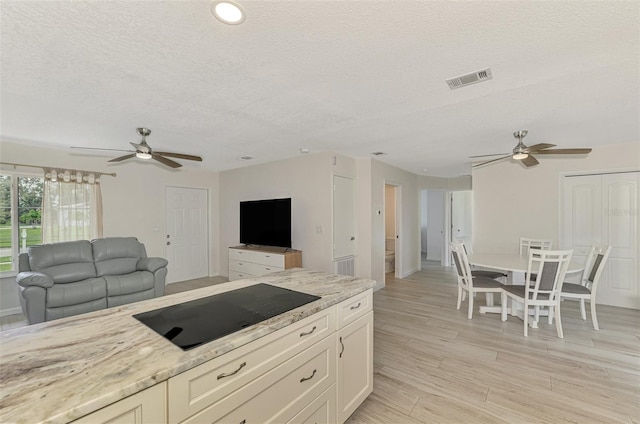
[0,161,117,177]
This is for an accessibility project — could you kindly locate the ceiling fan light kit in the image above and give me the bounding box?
[471,130,592,169]
[71,128,203,168]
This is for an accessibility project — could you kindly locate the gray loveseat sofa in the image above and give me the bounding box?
[16,237,168,324]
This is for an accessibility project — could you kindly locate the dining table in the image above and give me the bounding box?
[467,253,585,327]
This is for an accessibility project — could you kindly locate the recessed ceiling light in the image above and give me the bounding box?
[211,1,246,25]
[371,152,386,156]
[239,156,253,160]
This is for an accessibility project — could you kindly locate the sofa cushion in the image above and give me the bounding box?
[92,237,144,277]
[46,278,107,308]
[46,298,108,322]
[104,271,155,297]
[28,240,96,283]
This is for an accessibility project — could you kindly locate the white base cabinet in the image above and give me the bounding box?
[75,289,372,424]
[228,246,303,281]
[337,312,374,423]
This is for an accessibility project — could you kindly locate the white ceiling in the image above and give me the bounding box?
[1,1,638,177]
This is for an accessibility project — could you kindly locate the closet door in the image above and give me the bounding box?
[562,172,639,309]
[333,175,356,259]
[598,173,639,308]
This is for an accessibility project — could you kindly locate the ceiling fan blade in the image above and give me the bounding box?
[108,153,136,162]
[154,151,203,161]
[152,154,182,168]
[472,155,511,168]
[534,148,592,155]
[71,147,134,153]
[525,143,556,153]
[521,155,540,167]
[469,152,509,159]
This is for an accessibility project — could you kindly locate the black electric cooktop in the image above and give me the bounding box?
[133,284,320,351]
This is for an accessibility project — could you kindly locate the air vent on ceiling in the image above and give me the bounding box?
[446,68,493,90]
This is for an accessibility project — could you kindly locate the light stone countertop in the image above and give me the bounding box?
[0,268,375,424]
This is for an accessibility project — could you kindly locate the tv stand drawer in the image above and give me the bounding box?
[229,247,302,281]
[230,249,286,267]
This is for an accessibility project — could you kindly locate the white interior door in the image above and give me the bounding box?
[165,186,209,284]
[451,190,472,248]
[562,172,639,309]
[333,175,355,259]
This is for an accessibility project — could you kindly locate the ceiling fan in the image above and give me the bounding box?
[471,130,592,168]
[71,128,203,168]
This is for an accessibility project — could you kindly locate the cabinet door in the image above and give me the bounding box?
[336,312,373,424]
[73,383,166,424]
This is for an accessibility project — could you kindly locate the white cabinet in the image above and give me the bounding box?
[168,288,373,424]
[73,382,166,424]
[229,246,303,281]
[335,292,373,424]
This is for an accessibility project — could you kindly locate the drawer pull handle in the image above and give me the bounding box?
[350,302,362,310]
[299,326,317,337]
[240,420,246,424]
[300,369,317,383]
[339,336,344,358]
[265,267,271,270]
[217,362,247,380]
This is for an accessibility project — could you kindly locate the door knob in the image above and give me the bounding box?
[167,241,171,245]
[350,236,355,241]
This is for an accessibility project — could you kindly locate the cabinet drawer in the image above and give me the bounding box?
[169,307,335,423]
[229,259,284,276]
[185,335,336,424]
[229,249,285,267]
[336,290,372,328]
[288,384,336,424]
[228,270,253,281]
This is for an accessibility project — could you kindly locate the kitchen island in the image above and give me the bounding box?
[0,268,375,424]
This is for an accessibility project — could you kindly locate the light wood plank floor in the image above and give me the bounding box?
[346,262,640,424]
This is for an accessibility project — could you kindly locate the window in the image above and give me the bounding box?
[0,173,44,274]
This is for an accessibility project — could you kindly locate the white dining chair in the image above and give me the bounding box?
[520,237,553,282]
[450,243,505,319]
[501,249,573,338]
[560,245,611,330]
[519,237,553,257]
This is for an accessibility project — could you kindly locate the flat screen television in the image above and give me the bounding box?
[240,198,292,248]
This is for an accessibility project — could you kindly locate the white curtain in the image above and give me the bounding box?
[42,169,103,243]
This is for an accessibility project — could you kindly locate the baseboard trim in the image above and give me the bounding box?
[400,267,419,279]
[0,307,23,317]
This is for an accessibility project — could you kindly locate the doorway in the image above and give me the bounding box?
[421,189,446,265]
[165,186,209,284]
[384,183,401,283]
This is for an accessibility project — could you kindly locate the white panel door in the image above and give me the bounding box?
[333,175,355,259]
[165,186,209,284]
[451,191,472,249]
[599,173,639,308]
[562,172,639,309]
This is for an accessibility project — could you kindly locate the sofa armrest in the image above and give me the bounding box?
[137,257,168,273]
[16,272,54,288]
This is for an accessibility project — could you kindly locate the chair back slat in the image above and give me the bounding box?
[588,254,604,283]
[527,249,573,301]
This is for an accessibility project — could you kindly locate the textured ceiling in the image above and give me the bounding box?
[1,1,638,177]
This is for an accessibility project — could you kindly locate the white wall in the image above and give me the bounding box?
[218,152,356,277]
[0,140,220,315]
[473,142,640,254]
[420,190,427,252]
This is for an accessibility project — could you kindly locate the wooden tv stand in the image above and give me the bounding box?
[228,245,302,281]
